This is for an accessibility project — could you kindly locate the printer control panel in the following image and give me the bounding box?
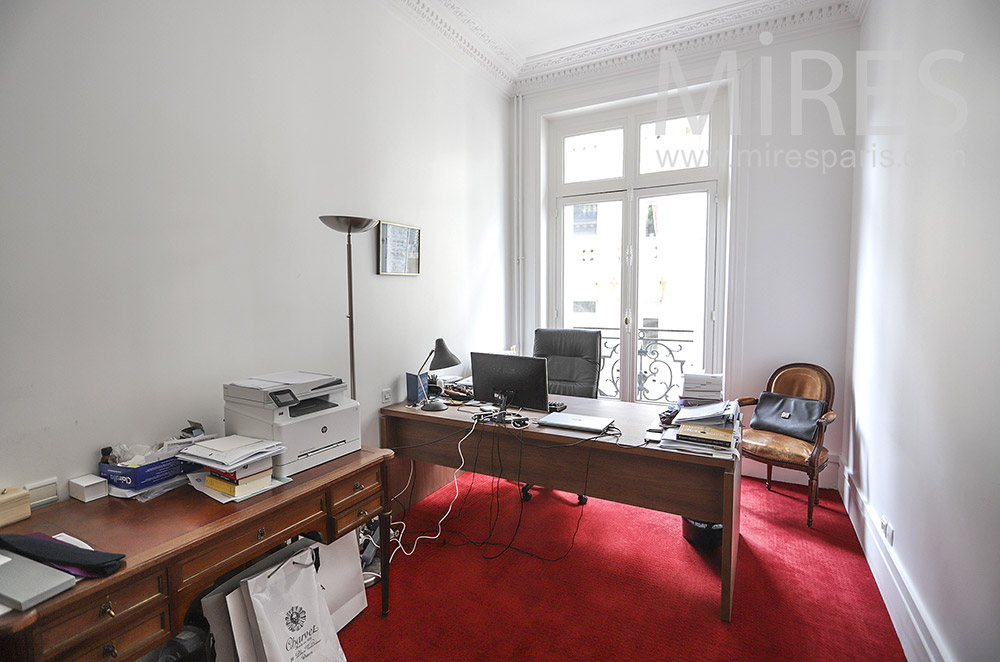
[269,389,299,408]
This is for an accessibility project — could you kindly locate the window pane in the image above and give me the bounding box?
[563,200,622,398]
[562,201,622,332]
[564,128,624,183]
[635,191,709,402]
[639,116,710,174]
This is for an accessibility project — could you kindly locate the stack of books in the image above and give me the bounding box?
[178,435,285,501]
[658,400,741,457]
[203,457,274,498]
[678,373,723,406]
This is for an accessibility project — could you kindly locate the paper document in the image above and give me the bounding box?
[177,435,284,470]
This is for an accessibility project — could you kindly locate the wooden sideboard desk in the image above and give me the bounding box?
[0,446,392,662]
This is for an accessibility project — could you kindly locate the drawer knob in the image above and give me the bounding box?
[103,642,118,658]
[353,482,365,491]
[100,601,116,618]
[357,509,368,518]
[257,528,266,540]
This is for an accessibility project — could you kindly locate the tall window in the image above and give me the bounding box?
[547,88,730,403]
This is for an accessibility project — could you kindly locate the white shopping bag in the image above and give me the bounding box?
[241,547,347,662]
[316,533,367,631]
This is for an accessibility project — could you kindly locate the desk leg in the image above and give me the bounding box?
[379,462,391,617]
[721,463,741,622]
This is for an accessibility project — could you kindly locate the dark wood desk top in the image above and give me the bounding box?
[381,396,735,470]
[0,446,393,639]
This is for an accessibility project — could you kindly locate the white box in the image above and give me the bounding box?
[69,474,108,502]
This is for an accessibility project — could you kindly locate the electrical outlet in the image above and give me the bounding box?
[24,477,59,508]
[381,388,392,405]
[880,516,894,546]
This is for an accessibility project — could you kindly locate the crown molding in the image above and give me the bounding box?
[386,0,870,97]
[383,0,519,94]
[515,0,867,93]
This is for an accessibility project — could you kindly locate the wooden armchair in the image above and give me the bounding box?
[737,363,837,527]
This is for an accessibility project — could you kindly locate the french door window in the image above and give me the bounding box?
[547,90,729,403]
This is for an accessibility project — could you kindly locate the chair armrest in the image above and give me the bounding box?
[736,396,758,407]
[817,410,837,427]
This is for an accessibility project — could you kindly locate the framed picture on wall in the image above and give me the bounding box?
[378,222,420,275]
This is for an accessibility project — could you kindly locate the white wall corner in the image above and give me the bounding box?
[839,466,951,662]
[381,0,519,95]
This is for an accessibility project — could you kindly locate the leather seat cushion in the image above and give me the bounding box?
[741,428,828,467]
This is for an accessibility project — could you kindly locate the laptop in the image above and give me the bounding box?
[537,412,614,433]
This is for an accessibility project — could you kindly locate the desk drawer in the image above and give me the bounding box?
[39,571,167,658]
[332,493,383,538]
[178,494,326,587]
[331,467,381,511]
[63,607,170,662]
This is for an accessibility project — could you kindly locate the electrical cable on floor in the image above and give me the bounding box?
[389,419,477,564]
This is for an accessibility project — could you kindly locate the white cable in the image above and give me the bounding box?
[392,458,415,501]
[389,420,476,564]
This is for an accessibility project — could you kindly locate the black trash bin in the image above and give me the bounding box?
[682,517,723,548]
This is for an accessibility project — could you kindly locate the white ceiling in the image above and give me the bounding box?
[457,0,749,59]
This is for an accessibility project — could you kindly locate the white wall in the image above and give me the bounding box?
[0,0,509,496]
[847,1,1000,660]
[516,27,858,487]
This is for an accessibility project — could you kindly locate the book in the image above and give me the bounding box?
[204,472,273,498]
[676,423,736,447]
[205,458,273,482]
[207,467,273,487]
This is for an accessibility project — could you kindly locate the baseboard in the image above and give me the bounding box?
[838,467,950,662]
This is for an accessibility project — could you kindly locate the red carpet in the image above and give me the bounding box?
[339,473,905,661]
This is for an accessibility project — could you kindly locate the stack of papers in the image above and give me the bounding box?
[177,435,284,473]
[656,427,741,458]
[178,436,289,503]
[673,400,738,428]
[680,373,723,405]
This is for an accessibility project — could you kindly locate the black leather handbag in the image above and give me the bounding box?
[749,391,827,442]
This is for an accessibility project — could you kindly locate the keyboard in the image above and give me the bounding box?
[548,401,567,412]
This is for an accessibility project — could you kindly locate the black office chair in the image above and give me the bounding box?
[522,328,602,505]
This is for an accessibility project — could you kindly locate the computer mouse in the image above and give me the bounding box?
[479,404,498,412]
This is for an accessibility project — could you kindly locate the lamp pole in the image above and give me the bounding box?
[319,216,379,401]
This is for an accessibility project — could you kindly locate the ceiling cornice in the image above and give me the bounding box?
[385,0,870,97]
[383,0,520,93]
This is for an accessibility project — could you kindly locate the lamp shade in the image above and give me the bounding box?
[319,216,379,234]
[428,338,460,371]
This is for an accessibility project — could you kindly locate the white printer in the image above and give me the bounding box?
[223,371,360,478]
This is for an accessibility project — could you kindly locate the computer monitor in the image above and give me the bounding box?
[470,352,549,412]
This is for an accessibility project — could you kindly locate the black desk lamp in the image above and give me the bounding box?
[416,338,461,411]
[319,215,380,401]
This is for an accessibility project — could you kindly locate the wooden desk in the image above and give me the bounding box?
[380,398,740,621]
[0,446,393,662]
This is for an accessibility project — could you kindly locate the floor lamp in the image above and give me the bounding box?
[319,215,379,401]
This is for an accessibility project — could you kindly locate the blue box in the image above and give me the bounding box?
[98,456,183,490]
[406,372,429,402]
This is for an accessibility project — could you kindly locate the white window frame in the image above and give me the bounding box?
[545,86,730,402]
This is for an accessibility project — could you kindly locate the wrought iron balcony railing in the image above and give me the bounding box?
[574,326,695,403]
